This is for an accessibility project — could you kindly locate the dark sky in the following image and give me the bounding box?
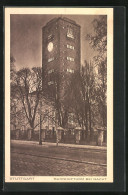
[10,14,98,70]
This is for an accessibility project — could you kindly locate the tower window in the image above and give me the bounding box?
[48,34,52,40]
[48,57,54,62]
[67,44,74,50]
[48,81,54,85]
[47,34,54,41]
[67,57,74,62]
[48,69,54,74]
[67,69,74,73]
[67,28,74,39]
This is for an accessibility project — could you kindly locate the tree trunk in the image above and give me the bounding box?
[101,104,107,128]
[85,110,88,141]
[88,105,91,131]
[30,121,34,140]
[88,105,93,141]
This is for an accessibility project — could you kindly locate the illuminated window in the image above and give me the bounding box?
[67,28,74,39]
[67,69,74,73]
[48,34,52,40]
[67,57,74,62]
[67,44,74,50]
[48,57,54,62]
[48,69,54,74]
[48,81,54,85]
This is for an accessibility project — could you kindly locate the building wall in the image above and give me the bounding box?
[59,18,81,73]
[42,17,81,96]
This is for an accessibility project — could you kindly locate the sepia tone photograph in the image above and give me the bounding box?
[5,8,113,183]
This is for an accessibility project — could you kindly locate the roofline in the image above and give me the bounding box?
[42,17,81,29]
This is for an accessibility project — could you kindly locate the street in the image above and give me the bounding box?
[11,141,107,176]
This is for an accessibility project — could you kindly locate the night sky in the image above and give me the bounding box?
[10,14,99,70]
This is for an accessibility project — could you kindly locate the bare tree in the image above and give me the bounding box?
[86,16,107,128]
[81,61,96,139]
[66,61,96,141]
[11,67,43,137]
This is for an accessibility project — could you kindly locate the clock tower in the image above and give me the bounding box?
[42,17,81,97]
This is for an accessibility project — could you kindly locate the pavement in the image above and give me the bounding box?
[11,140,107,176]
[11,139,107,151]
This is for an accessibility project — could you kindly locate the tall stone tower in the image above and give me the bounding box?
[42,17,81,98]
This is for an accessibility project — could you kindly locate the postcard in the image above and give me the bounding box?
[5,7,113,183]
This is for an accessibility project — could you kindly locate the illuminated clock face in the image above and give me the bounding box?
[47,42,53,52]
